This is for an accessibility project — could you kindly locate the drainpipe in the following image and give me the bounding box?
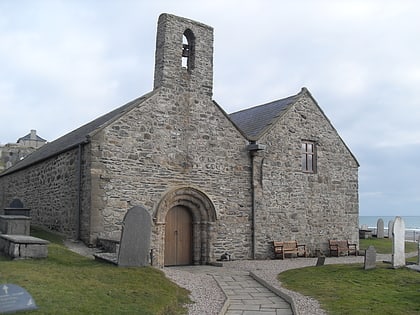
[246,142,266,259]
[76,137,90,241]
[75,143,82,240]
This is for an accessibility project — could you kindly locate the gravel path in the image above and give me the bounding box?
[163,253,418,315]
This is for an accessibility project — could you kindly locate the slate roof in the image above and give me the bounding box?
[17,133,47,143]
[229,91,301,140]
[1,91,154,176]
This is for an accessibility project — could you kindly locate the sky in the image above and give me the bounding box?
[1,0,419,216]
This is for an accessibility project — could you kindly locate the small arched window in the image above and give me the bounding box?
[182,29,195,70]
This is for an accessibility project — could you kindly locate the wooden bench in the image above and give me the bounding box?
[273,241,307,259]
[329,240,357,257]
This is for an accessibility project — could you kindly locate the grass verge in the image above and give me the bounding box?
[279,262,420,315]
[0,227,190,314]
[279,238,420,314]
[359,238,418,254]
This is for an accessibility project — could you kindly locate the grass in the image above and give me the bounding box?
[359,237,418,254]
[279,238,420,315]
[0,227,191,314]
[279,263,420,315]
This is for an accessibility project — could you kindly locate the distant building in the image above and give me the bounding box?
[0,130,46,171]
[17,129,47,148]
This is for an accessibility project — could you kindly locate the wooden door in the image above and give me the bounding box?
[164,206,192,266]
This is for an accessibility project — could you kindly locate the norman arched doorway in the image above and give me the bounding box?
[154,187,217,267]
[164,206,192,266]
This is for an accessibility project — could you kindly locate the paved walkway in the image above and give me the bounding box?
[213,271,293,315]
[172,265,293,315]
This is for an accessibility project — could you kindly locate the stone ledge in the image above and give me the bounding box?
[93,252,118,265]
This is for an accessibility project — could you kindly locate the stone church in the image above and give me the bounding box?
[0,14,359,266]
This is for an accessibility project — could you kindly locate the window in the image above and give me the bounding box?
[302,141,316,173]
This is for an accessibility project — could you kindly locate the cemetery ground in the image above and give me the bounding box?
[0,226,190,315]
[279,238,420,315]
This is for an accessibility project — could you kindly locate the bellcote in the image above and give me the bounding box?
[153,13,214,97]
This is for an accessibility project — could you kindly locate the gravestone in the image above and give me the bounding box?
[117,206,152,267]
[0,284,37,313]
[417,241,420,266]
[360,224,368,230]
[392,216,405,268]
[4,198,31,217]
[388,220,394,239]
[364,245,376,270]
[376,218,384,239]
[316,256,325,266]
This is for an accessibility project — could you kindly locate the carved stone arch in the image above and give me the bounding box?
[154,187,217,266]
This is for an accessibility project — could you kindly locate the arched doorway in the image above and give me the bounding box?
[164,206,192,266]
[154,187,217,267]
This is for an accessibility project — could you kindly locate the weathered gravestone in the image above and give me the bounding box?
[388,220,394,239]
[417,241,420,266]
[392,216,405,268]
[0,284,37,313]
[117,206,152,267]
[377,218,384,239]
[316,256,325,266]
[360,224,368,230]
[364,245,376,270]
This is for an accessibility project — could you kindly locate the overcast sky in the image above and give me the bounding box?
[1,0,419,217]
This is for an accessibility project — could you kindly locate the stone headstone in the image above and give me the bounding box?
[417,241,420,266]
[316,256,325,266]
[392,216,405,268]
[0,284,37,313]
[9,199,24,208]
[364,245,376,270]
[118,206,152,267]
[388,220,394,239]
[361,224,368,230]
[377,218,384,239]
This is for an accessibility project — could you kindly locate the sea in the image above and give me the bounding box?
[359,216,420,241]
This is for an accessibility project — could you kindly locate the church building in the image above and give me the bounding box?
[0,14,359,266]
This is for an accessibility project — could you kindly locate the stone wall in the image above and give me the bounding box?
[88,87,252,262]
[253,92,359,258]
[0,146,91,240]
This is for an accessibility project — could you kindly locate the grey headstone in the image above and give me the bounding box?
[361,224,368,230]
[392,216,405,268]
[316,256,325,266]
[9,199,24,208]
[417,241,420,266]
[388,220,394,239]
[377,218,384,239]
[364,245,376,270]
[118,206,152,267]
[0,284,37,313]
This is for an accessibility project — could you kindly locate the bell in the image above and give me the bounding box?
[182,44,190,57]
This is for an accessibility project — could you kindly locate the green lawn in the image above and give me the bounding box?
[0,227,190,314]
[359,237,418,254]
[279,238,420,315]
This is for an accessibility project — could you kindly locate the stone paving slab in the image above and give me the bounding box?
[213,272,293,315]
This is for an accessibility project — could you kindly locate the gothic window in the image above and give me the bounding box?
[182,29,195,70]
[302,141,316,173]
